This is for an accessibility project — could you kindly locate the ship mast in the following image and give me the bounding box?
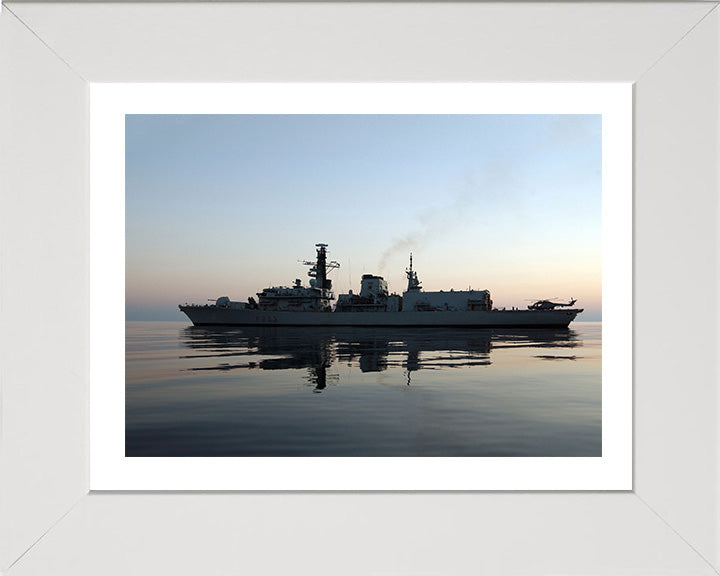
[303,243,339,293]
[406,252,422,292]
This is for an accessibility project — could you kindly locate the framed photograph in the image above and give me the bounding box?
[90,83,631,491]
[2,2,718,574]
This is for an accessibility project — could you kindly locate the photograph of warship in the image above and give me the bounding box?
[179,244,583,328]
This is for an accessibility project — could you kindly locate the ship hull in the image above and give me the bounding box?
[179,305,583,328]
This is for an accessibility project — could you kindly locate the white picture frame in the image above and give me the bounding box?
[1,2,718,574]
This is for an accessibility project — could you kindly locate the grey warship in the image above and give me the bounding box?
[179,244,583,327]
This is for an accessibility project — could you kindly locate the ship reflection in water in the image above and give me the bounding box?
[125,321,601,457]
[180,326,576,390]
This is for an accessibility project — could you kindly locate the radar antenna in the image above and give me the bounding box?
[405,252,422,292]
[302,243,339,291]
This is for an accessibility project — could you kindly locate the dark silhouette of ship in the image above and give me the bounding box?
[179,244,583,328]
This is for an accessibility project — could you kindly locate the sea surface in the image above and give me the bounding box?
[126,321,601,457]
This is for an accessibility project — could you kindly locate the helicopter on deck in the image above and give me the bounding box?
[527,298,577,311]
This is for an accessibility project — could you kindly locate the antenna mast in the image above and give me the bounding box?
[303,243,340,292]
[405,252,421,292]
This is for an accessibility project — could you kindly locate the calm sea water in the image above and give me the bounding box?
[126,321,601,457]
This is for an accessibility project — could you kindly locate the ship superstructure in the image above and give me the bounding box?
[179,244,583,327]
[400,252,493,313]
[251,244,338,312]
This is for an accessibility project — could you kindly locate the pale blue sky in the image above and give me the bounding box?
[126,114,601,320]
